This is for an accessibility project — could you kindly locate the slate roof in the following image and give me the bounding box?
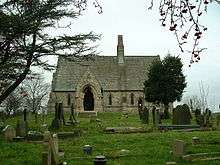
[52,55,160,91]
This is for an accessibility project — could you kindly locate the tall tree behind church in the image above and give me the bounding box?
[144,55,186,119]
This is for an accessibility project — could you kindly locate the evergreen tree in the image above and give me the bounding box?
[0,0,100,104]
[144,55,186,119]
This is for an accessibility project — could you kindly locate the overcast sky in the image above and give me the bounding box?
[45,0,220,111]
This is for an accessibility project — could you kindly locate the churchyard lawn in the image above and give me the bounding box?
[1,112,220,165]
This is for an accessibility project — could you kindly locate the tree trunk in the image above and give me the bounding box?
[0,70,29,105]
[164,104,170,119]
[0,33,36,105]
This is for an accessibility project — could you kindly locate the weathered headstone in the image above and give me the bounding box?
[2,125,16,141]
[50,103,61,129]
[16,120,28,137]
[216,114,220,129]
[141,107,149,124]
[172,139,186,157]
[173,104,191,125]
[152,106,156,125]
[155,108,160,126]
[68,103,77,125]
[138,106,143,121]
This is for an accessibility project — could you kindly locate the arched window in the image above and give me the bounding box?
[67,93,71,106]
[109,94,112,105]
[130,93,134,105]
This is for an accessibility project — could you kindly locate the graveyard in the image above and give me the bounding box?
[1,111,220,165]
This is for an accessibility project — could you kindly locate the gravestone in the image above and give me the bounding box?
[172,139,185,157]
[50,103,63,129]
[152,106,156,125]
[155,108,160,126]
[141,107,149,124]
[16,120,28,137]
[173,104,191,125]
[2,125,16,141]
[138,106,143,121]
[216,115,220,129]
[68,103,77,125]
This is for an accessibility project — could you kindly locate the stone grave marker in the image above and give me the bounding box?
[16,119,28,137]
[172,139,186,157]
[155,108,160,126]
[2,125,16,141]
[216,114,220,129]
[141,107,149,124]
[173,104,191,125]
[152,106,156,125]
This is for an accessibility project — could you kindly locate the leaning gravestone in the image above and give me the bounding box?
[173,104,191,125]
[172,139,186,157]
[2,125,16,141]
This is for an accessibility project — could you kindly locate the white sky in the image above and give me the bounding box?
[44,0,220,111]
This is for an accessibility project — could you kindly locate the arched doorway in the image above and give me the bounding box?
[83,86,94,111]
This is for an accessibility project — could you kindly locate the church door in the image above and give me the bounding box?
[83,87,94,111]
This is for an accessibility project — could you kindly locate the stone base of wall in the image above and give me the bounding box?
[104,106,138,112]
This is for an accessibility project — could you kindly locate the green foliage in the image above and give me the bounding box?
[0,0,100,104]
[144,55,187,118]
[144,55,186,105]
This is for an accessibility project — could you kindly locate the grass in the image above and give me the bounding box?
[1,112,220,165]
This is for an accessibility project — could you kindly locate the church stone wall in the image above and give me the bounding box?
[48,90,148,113]
[103,91,145,112]
[48,91,76,112]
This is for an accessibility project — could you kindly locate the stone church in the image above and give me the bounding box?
[48,35,160,113]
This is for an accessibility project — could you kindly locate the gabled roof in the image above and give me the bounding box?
[52,55,160,91]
